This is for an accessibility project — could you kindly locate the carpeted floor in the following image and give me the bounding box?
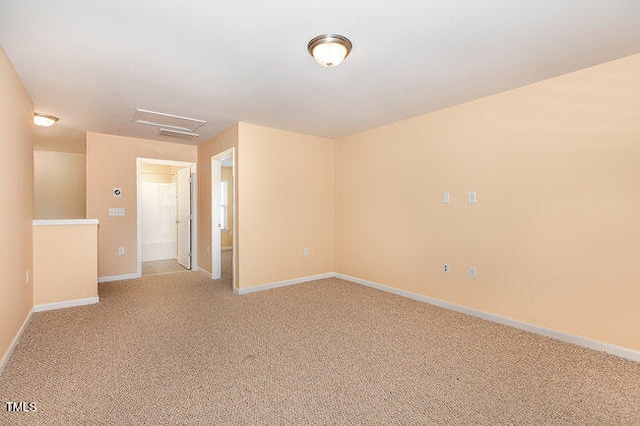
[1,255,639,424]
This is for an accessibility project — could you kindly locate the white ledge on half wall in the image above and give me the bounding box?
[33,219,99,226]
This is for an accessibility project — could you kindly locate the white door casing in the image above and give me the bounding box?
[211,158,222,279]
[177,167,192,269]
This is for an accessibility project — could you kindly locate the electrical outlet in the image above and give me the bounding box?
[25,270,29,283]
[468,191,477,204]
[118,247,125,256]
[468,265,477,279]
[303,248,310,257]
[442,192,450,204]
[442,263,449,273]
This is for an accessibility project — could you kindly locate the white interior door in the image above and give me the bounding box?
[177,167,192,269]
[211,158,222,279]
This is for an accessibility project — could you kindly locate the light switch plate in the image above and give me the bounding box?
[468,191,477,204]
[108,208,125,216]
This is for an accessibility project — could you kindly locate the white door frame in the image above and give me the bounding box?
[176,167,192,270]
[211,148,236,290]
[136,157,198,277]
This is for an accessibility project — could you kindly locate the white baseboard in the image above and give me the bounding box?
[0,309,33,377]
[199,268,212,278]
[33,297,99,313]
[221,246,233,251]
[98,273,141,283]
[334,273,640,363]
[236,272,335,295]
[1,297,101,376]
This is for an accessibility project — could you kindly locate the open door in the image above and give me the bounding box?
[211,158,222,279]
[177,167,192,269]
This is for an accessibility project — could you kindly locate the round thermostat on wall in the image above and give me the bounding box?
[113,188,122,197]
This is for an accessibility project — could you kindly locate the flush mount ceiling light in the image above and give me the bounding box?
[307,34,352,67]
[33,113,59,127]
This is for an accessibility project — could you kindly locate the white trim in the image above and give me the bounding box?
[98,273,141,283]
[0,310,33,376]
[33,219,99,226]
[33,297,99,312]
[210,156,222,279]
[236,273,335,295]
[198,268,212,278]
[221,246,233,251]
[211,147,237,291]
[334,273,640,363]
[231,149,237,292]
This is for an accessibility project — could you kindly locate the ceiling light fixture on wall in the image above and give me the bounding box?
[307,34,352,67]
[33,113,59,127]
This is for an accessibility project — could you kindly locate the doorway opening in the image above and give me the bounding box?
[211,148,236,289]
[136,158,197,277]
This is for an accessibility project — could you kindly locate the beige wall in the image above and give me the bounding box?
[197,125,238,274]
[34,150,86,219]
[1,40,635,366]
[33,223,98,305]
[238,123,334,288]
[34,126,86,153]
[86,132,197,278]
[0,46,34,364]
[335,54,640,351]
[221,166,233,248]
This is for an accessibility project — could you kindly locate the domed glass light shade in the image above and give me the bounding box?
[308,34,352,67]
[33,113,59,127]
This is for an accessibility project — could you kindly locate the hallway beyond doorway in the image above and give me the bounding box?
[142,259,188,277]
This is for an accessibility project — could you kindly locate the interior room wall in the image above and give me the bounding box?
[197,124,238,275]
[34,150,86,219]
[335,53,640,351]
[86,132,197,279]
[0,46,34,366]
[34,126,85,154]
[221,166,233,249]
[140,163,182,183]
[237,123,334,289]
[33,223,98,305]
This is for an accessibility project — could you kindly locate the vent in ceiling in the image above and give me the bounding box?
[132,109,206,132]
[156,128,200,140]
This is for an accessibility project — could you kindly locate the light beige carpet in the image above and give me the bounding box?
[0,266,638,424]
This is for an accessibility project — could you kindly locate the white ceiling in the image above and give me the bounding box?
[1,1,639,145]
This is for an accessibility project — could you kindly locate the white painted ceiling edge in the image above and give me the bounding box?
[1,0,639,145]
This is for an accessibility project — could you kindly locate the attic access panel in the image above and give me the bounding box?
[132,109,206,132]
